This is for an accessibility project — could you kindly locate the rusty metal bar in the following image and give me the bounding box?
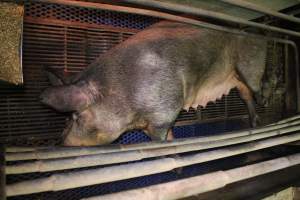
[5,115,300,161]
[35,0,300,38]
[82,153,300,200]
[220,0,300,24]
[24,16,140,34]
[6,132,300,197]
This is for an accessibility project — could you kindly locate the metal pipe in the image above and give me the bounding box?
[6,115,300,161]
[280,40,300,113]
[220,0,300,24]
[6,132,300,197]
[6,115,300,153]
[123,0,300,37]
[6,123,300,174]
[37,0,300,38]
[0,146,5,200]
[82,153,300,200]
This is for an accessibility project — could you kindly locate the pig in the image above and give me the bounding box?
[40,20,267,146]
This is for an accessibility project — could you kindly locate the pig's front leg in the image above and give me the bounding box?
[166,129,174,141]
[146,123,173,141]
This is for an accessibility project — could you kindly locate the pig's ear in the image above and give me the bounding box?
[44,66,76,86]
[40,84,92,112]
[44,66,66,86]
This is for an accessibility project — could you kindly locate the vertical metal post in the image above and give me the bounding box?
[0,145,6,200]
[284,40,292,116]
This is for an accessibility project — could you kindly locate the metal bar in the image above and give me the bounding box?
[24,16,140,36]
[262,38,300,113]
[5,115,300,161]
[6,123,300,174]
[220,0,300,24]
[0,146,6,200]
[6,132,300,197]
[36,0,300,38]
[82,153,300,200]
[283,41,300,113]
[123,0,300,37]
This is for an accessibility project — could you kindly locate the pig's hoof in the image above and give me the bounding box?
[251,115,261,128]
[255,94,268,107]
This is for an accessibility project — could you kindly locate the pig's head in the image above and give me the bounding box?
[62,106,124,146]
[40,68,128,146]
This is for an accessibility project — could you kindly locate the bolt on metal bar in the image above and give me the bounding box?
[220,0,300,24]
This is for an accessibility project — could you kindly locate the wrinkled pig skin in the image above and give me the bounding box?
[40,21,267,146]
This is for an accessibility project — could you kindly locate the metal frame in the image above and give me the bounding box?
[5,115,300,197]
[4,1,300,199]
[220,0,300,24]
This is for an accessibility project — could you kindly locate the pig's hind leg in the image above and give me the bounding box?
[234,76,260,128]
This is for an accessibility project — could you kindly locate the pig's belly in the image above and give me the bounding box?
[183,72,238,110]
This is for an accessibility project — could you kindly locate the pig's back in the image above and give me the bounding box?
[84,21,265,112]
[103,22,237,111]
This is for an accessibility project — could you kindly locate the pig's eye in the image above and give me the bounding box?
[72,113,78,120]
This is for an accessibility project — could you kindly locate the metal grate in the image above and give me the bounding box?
[0,2,284,145]
[24,1,159,30]
[5,119,251,200]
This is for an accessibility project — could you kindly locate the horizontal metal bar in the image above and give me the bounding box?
[220,0,300,24]
[5,115,300,161]
[6,131,300,196]
[36,0,300,38]
[82,153,300,200]
[24,16,140,34]
[123,0,300,37]
[6,122,300,174]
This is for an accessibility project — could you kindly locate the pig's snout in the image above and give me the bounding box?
[63,135,82,146]
[63,134,99,146]
[39,90,48,104]
[39,88,56,107]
